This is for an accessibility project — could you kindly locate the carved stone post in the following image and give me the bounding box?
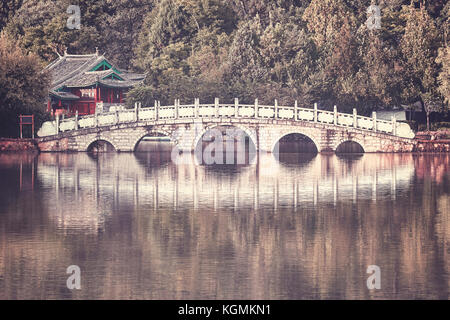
[134,102,139,122]
[74,111,78,130]
[234,98,239,117]
[314,103,318,122]
[334,105,338,125]
[372,111,377,132]
[294,100,298,121]
[195,98,199,118]
[255,98,259,118]
[353,108,357,128]
[392,115,397,135]
[55,114,60,134]
[155,100,159,120]
[274,99,278,119]
[174,99,179,119]
[138,102,142,121]
[215,97,219,118]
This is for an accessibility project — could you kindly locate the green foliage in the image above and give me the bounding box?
[0,0,23,31]
[436,46,450,105]
[0,0,448,129]
[400,2,444,130]
[0,32,50,137]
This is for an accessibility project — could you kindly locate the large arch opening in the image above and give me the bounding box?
[274,133,318,163]
[87,140,115,153]
[335,141,365,154]
[194,125,257,166]
[134,132,174,153]
[134,132,174,167]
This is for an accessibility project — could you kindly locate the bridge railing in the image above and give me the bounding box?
[46,99,413,138]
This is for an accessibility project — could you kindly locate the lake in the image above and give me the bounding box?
[0,144,448,299]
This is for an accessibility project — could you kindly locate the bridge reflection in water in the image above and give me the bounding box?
[37,151,414,219]
[0,149,448,299]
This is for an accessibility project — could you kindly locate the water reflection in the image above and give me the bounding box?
[0,150,448,299]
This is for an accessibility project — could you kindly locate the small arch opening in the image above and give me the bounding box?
[195,125,256,166]
[87,140,115,153]
[335,141,365,154]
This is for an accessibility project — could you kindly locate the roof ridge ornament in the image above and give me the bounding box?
[95,47,99,56]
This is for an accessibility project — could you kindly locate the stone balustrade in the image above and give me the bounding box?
[38,99,414,139]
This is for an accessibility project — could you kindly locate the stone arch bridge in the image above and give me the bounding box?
[37,99,416,153]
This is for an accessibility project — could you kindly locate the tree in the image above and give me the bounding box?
[436,46,449,106]
[400,2,442,131]
[130,0,237,104]
[0,32,50,137]
[302,0,356,48]
[4,0,108,61]
[225,17,266,85]
[99,0,154,68]
[0,0,23,31]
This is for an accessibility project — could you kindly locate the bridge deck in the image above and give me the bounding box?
[38,99,415,140]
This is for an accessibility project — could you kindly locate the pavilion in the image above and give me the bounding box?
[45,50,145,116]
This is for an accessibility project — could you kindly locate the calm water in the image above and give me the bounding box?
[0,144,449,299]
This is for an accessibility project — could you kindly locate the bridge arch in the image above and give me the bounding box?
[271,130,320,153]
[132,129,177,152]
[85,138,118,152]
[334,139,366,154]
[192,124,258,151]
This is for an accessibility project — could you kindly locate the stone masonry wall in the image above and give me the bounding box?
[36,119,415,153]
